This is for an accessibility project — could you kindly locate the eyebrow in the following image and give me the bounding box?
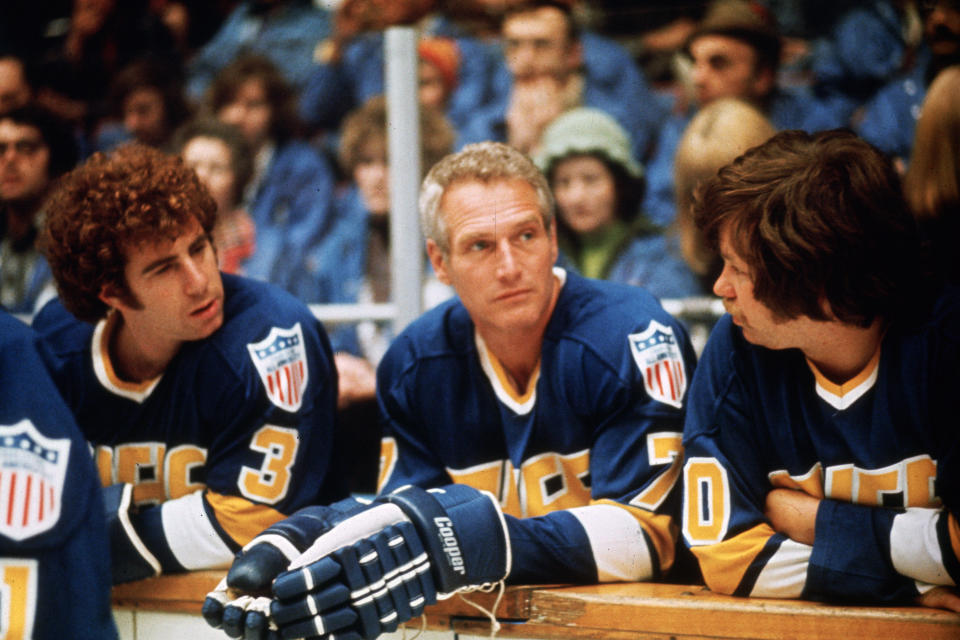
[141,255,176,276]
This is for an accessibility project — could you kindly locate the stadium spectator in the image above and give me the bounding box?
[681,129,960,611]
[672,97,776,293]
[33,144,345,584]
[206,54,336,293]
[173,118,256,275]
[94,57,192,151]
[0,105,78,315]
[203,141,697,640]
[186,0,332,102]
[298,0,495,144]
[533,107,700,299]
[903,64,960,284]
[292,95,455,492]
[458,0,668,158]
[32,0,180,139]
[0,54,33,115]
[855,0,960,167]
[0,310,118,639]
[643,0,845,227]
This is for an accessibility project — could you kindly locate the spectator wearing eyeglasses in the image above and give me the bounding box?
[0,104,77,316]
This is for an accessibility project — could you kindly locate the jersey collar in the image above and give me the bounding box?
[91,311,163,403]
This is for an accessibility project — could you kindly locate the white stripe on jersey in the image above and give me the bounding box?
[891,507,955,586]
[750,538,810,598]
[568,504,653,582]
[160,491,234,570]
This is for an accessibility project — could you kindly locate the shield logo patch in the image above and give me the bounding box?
[248,323,310,412]
[629,321,687,408]
[0,419,70,541]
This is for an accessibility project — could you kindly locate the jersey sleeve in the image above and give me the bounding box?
[681,316,928,604]
[131,315,344,574]
[0,314,117,639]
[505,316,696,584]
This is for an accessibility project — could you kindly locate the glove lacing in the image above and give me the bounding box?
[454,579,505,638]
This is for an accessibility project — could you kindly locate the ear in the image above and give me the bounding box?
[98,283,128,313]
[751,66,775,100]
[426,239,451,285]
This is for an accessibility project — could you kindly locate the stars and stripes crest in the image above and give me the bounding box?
[247,323,310,412]
[0,419,70,541]
[628,321,687,409]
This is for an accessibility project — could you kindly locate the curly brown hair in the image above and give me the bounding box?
[42,144,217,322]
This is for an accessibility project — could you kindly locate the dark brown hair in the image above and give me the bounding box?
[205,54,302,144]
[695,129,920,326]
[42,144,216,322]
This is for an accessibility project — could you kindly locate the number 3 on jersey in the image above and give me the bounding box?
[0,559,37,640]
[239,425,299,504]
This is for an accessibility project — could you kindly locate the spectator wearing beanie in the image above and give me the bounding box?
[534,107,701,300]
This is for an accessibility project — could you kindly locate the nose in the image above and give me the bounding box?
[496,238,521,281]
[183,254,209,295]
[713,264,735,299]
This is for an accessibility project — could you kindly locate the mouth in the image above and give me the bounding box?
[191,297,220,319]
[495,289,530,303]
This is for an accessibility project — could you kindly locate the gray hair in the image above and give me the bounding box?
[419,142,554,253]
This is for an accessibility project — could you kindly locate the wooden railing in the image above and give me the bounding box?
[112,571,960,639]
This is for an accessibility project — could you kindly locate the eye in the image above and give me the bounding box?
[470,240,489,252]
[189,237,210,255]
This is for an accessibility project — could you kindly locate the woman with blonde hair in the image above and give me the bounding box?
[673,97,777,290]
[903,65,960,283]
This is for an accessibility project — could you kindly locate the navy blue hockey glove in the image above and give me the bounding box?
[202,497,369,638]
[103,483,161,584]
[267,484,511,640]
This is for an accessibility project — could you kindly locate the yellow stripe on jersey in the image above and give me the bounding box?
[204,490,287,545]
[690,522,777,595]
[96,312,161,394]
[806,344,880,410]
[593,497,678,573]
[377,437,397,494]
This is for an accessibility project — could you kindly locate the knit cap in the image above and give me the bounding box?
[534,107,642,178]
[418,38,460,96]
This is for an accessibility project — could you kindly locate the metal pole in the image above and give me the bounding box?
[385,26,423,334]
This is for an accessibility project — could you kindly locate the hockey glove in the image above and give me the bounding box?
[103,483,161,584]
[268,484,511,640]
[202,497,369,638]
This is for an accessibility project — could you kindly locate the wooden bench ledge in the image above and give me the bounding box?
[112,572,960,639]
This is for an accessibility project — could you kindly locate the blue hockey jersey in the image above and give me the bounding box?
[682,286,960,604]
[377,269,696,584]
[32,274,345,577]
[0,311,117,639]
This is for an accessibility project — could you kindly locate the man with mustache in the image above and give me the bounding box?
[681,129,960,611]
[31,144,346,584]
[856,0,960,165]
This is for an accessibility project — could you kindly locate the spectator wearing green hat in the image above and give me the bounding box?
[535,107,702,301]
